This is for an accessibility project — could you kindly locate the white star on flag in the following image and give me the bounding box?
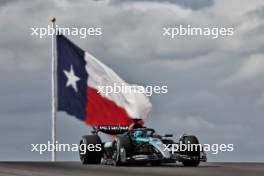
[63,65,80,92]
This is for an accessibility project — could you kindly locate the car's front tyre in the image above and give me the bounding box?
[180,135,200,167]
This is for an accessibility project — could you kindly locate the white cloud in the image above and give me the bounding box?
[224,54,264,83]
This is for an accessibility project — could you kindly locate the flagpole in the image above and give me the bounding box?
[51,17,57,162]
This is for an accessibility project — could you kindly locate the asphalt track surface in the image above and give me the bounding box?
[0,162,263,176]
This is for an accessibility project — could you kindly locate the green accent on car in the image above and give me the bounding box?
[135,137,149,142]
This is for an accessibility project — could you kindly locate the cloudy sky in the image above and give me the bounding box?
[0,0,264,162]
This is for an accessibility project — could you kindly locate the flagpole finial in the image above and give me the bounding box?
[51,17,56,23]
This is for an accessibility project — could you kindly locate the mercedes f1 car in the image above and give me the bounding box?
[79,125,207,166]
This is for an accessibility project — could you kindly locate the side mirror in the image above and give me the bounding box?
[164,134,173,137]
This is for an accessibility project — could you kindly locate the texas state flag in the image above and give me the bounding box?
[56,35,152,127]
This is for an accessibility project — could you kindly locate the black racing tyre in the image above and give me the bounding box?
[114,136,132,166]
[79,135,103,164]
[180,135,200,167]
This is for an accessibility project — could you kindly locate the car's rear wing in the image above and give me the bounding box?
[91,119,144,135]
[92,126,129,135]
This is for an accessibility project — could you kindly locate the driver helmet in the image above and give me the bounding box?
[134,130,145,138]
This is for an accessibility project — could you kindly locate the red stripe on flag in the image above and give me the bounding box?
[86,87,133,126]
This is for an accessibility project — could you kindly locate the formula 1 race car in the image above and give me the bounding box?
[79,125,207,166]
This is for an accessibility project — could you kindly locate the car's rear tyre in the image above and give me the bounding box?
[180,135,200,167]
[114,136,132,166]
[79,135,103,164]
